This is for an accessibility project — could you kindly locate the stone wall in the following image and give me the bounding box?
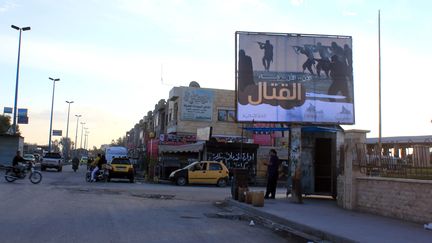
[338,130,432,223]
[356,177,432,223]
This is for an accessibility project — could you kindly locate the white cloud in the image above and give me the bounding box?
[290,0,304,6]
[0,0,18,13]
[342,10,357,16]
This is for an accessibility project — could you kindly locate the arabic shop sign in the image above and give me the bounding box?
[236,31,355,124]
[181,88,213,121]
[207,151,255,169]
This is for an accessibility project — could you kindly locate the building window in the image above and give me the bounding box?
[218,109,235,122]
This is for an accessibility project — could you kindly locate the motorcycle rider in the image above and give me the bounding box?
[90,154,101,182]
[12,150,26,176]
[72,156,80,172]
[100,154,107,169]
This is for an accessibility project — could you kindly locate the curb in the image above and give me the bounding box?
[226,198,356,243]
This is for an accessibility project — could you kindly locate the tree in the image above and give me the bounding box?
[111,136,126,146]
[89,146,103,157]
[60,137,72,161]
[0,115,20,135]
[0,115,10,134]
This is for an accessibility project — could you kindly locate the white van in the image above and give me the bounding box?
[105,146,128,163]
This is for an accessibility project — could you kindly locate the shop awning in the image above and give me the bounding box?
[243,125,342,133]
[159,141,205,153]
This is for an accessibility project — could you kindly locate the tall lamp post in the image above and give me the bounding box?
[86,132,90,150]
[65,101,74,160]
[11,25,31,134]
[74,115,81,155]
[84,129,89,150]
[80,122,86,149]
[48,77,60,152]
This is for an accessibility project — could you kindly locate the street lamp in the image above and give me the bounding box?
[48,77,60,152]
[65,101,74,160]
[84,130,89,150]
[80,122,86,148]
[86,132,90,150]
[74,115,81,150]
[83,127,88,148]
[11,25,31,134]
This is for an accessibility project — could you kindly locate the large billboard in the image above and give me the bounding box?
[236,32,354,124]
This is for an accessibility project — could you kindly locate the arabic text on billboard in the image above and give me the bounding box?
[181,88,213,121]
[236,32,354,124]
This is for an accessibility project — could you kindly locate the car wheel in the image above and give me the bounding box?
[217,178,227,187]
[176,176,186,186]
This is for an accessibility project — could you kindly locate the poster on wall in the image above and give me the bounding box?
[181,88,214,121]
[236,31,354,124]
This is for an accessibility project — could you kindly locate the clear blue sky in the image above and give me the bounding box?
[1,0,431,148]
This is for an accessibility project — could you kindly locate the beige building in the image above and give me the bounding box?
[166,83,243,140]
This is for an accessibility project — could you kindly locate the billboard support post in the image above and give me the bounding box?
[289,124,303,203]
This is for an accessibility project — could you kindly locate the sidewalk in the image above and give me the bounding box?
[227,189,432,243]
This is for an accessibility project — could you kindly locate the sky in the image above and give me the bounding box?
[0,0,431,148]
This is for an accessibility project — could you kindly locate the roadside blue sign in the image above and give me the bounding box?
[17,116,28,124]
[18,108,28,117]
[52,130,62,136]
[3,107,12,114]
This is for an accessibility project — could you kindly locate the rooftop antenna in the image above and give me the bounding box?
[160,64,163,84]
[160,63,181,86]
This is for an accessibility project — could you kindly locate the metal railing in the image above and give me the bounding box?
[355,144,432,180]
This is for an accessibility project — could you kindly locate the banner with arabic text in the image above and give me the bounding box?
[236,31,354,124]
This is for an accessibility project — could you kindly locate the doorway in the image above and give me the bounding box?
[314,138,332,193]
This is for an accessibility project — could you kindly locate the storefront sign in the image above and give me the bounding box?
[181,88,213,121]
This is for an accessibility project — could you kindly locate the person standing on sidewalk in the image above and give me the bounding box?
[264,149,280,199]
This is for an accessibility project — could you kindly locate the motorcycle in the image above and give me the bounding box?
[72,157,79,172]
[5,162,43,184]
[85,167,108,182]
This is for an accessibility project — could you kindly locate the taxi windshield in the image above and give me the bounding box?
[184,162,199,169]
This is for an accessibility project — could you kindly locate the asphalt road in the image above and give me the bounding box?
[0,165,289,243]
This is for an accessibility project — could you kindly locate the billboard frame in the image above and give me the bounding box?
[235,31,355,125]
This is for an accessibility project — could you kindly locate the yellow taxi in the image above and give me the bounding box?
[169,161,229,187]
[105,157,135,183]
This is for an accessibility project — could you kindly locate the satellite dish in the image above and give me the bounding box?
[189,81,200,88]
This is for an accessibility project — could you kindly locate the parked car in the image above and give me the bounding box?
[80,156,88,165]
[105,157,134,183]
[23,154,36,163]
[169,161,229,187]
[33,154,41,162]
[41,152,63,172]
